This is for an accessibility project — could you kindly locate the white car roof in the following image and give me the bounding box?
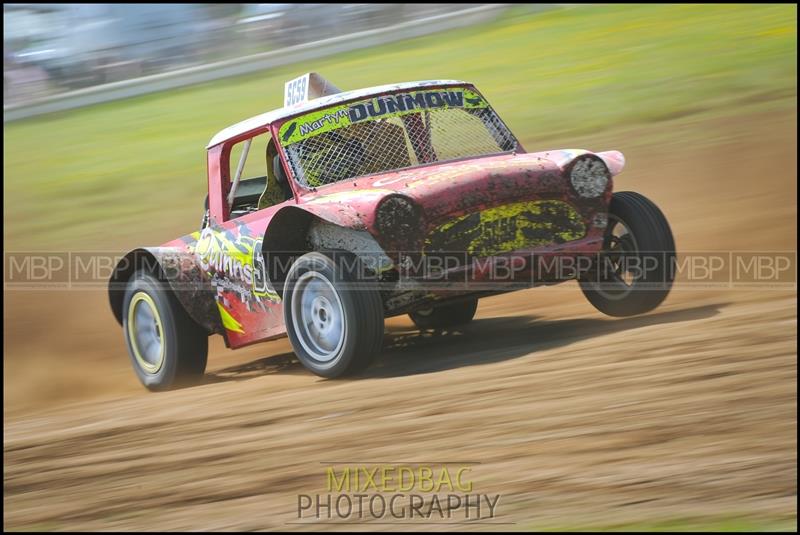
[206,79,470,148]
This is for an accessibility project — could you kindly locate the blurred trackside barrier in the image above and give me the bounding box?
[3,4,511,123]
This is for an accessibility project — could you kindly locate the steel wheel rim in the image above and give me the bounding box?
[291,270,346,364]
[127,292,165,373]
[593,214,640,300]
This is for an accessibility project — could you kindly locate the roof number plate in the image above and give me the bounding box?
[285,74,309,108]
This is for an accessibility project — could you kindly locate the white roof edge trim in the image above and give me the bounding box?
[206,79,471,148]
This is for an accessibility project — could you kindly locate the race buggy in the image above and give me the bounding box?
[109,73,676,390]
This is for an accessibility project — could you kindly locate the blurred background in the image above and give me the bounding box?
[3,3,486,104]
[3,3,797,532]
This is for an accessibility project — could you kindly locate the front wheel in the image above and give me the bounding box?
[580,191,676,317]
[122,271,208,391]
[283,252,384,378]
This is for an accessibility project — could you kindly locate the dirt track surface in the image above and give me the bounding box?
[4,108,797,530]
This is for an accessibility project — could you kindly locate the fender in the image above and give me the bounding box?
[108,246,223,335]
[259,203,381,296]
[261,200,376,253]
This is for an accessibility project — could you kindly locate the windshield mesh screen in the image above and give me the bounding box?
[279,88,518,187]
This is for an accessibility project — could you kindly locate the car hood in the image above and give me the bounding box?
[296,149,624,226]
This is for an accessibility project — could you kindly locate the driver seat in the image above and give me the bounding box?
[258,142,294,209]
[273,155,293,200]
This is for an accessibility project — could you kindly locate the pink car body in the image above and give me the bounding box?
[110,79,628,351]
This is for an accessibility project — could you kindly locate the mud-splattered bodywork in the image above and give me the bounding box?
[109,80,626,349]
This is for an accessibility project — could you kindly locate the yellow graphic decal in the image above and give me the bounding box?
[425,200,586,257]
[217,302,245,334]
[195,227,279,301]
[280,88,488,145]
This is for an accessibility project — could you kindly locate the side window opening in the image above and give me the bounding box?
[223,133,292,219]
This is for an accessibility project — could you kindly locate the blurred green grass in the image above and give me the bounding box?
[3,4,796,249]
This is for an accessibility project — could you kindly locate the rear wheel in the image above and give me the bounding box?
[122,271,208,390]
[580,191,676,316]
[283,252,384,378]
[409,297,479,329]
